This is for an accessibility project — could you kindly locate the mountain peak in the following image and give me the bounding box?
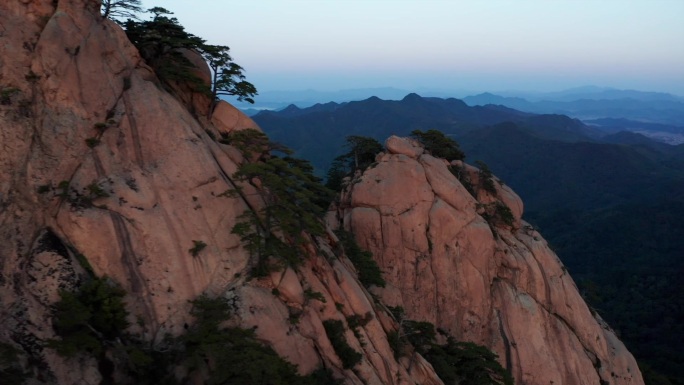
[281,103,300,112]
[402,92,423,101]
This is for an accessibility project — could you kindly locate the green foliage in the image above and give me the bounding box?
[204,129,217,141]
[494,202,515,227]
[475,160,497,195]
[61,181,110,209]
[234,155,332,235]
[86,182,110,199]
[335,230,385,288]
[46,290,336,385]
[48,277,129,357]
[219,128,279,160]
[46,282,334,384]
[410,129,465,161]
[123,8,208,92]
[402,320,437,354]
[0,87,20,105]
[231,211,286,276]
[123,7,256,108]
[101,0,143,21]
[187,294,232,329]
[325,159,348,193]
[288,311,301,325]
[387,330,404,359]
[640,362,677,385]
[201,44,257,105]
[326,135,383,191]
[0,342,27,384]
[322,319,362,369]
[532,200,684,384]
[74,252,96,277]
[480,202,515,229]
[346,313,372,331]
[188,240,207,257]
[85,137,100,148]
[180,295,331,385]
[228,129,333,274]
[392,317,512,385]
[387,305,405,321]
[36,184,51,194]
[346,313,372,341]
[57,180,70,197]
[304,288,327,303]
[425,338,514,385]
[307,368,343,385]
[448,165,477,197]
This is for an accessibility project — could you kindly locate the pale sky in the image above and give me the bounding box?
[138,0,684,95]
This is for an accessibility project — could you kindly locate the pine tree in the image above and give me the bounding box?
[101,0,143,21]
[201,45,257,106]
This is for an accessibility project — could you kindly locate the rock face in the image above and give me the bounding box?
[0,2,446,385]
[0,2,644,385]
[329,136,644,385]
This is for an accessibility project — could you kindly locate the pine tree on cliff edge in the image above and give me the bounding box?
[101,0,143,21]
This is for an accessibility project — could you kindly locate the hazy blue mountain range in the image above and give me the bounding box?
[241,87,684,147]
[584,118,684,145]
[464,93,684,126]
[495,85,684,103]
[254,93,602,174]
[233,87,420,111]
[238,86,684,132]
[254,93,684,212]
[253,94,684,383]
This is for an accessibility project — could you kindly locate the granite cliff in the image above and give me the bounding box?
[0,1,643,384]
[328,136,644,385]
[0,1,445,384]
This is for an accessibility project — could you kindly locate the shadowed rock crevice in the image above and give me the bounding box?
[495,308,514,374]
[121,88,143,168]
[32,229,70,258]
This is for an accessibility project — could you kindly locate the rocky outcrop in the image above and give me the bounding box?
[329,136,644,385]
[0,2,444,384]
[0,1,645,385]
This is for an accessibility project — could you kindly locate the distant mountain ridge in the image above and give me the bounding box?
[254,93,684,211]
[254,93,598,174]
[463,90,684,127]
[500,85,684,102]
[238,86,684,125]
